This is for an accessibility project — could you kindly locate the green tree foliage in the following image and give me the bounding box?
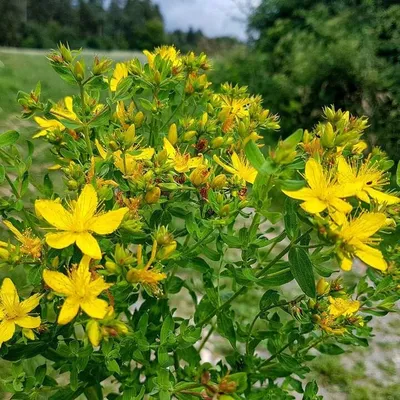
[0,0,165,51]
[212,0,400,158]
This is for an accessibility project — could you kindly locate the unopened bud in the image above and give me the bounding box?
[183,130,197,141]
[156,241,177,260]
[211,137,224,148]
[219,204,230,217]
[211,174,227,189]
[74,61,85,81]
[134,111,145,127]
[145,187,161,204]
[59,43,72,63]
[87,320,101,347]
[317,278,330,296]
[190,165,211,187]
[168,123,178,145]
[321,122,335,148]
[124,124,136,147]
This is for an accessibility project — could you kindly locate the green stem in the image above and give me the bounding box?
[198,324,215,352]
[195,228,313,328]
[83,385,102,400]
[259,340,294,368]
[79,83,93,158]
[5,173,40,236]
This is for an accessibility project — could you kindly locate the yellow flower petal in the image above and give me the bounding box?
[305,158,324,190]
[354,244,387,271]
[329,198,352,214]
[45,232,77,249]
[344,213,387,241]
[58,297,80,325]
[366,188,399,205]
[80,298,109,320]
[35,200,73,230]
[341,257,353,271]
[75,232,102,259]
[14,316,41,329]
[300,199,327,214]
[3,220,24,242]
[282,187,314,201]
[95,139,108,160]
[213,154,237,175]
[163,138,176,158]
[43,269,75,296]
[0,278,19,306]
[20,293,42,314]
[0,320,15,346]
[88,208,128,235]
[88,277,112,297]
[73,185,98,224]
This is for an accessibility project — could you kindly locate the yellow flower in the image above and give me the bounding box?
[328,296,360,318]
[163,138,203,173]
[317,315,347,335]
[213,152,257,184]
[43,256,111,325]
[113,148,155,176]
[282,158,355,214]
[0,278,41,347]
[144,46,181,69]
[50,96,80,123]
[33,116,65,138]
[35,184,128,259]
[110,63,128,92]
[331,211,388,271]
[218,95,250,133]
[3,220,42,259]
[126,268,166,296]
[337,156,399,205]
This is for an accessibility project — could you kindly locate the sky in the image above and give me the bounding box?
[152,0,260,41]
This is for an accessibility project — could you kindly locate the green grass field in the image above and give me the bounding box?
[0,48,144,132]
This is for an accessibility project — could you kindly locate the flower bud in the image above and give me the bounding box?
[145,187,161,204]
[154,70,161,85]
[51,256,60,268]
[74,61,85,81]
[156,241,177,260]
[219,204,230,217]
[211,137,224,148]
[22,328,35,340]
[105,261,119,274]
[211,174,227,189]
[168,123,178,145]
[87,320,101,347]
[134,111,145,127]
[93,57,113,75]
[190,165,211,187]
[238,121,247,138]
[321,122,335,148]
[59,43,72,63]
[155,226,174,245]
[124,124,136,147]
[183,130,197,141]
[317,278,330,296]
[67,179,79,191]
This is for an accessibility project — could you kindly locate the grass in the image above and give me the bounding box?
[0,48,144,131]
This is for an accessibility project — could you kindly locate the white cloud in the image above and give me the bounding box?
[153,0,260,40]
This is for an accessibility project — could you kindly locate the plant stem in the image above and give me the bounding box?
[5,173,40,236]
[195,228,313,328]
[79,83,93,158]
[198,324,215,352]
[259,340,294,368]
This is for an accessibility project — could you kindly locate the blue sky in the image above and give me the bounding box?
[153,0,260,41]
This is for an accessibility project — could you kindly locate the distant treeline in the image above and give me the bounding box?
[0,0,240,52]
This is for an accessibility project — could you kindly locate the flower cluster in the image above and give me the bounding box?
[0,44,398,399]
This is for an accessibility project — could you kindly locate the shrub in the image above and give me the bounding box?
[0,44,399,399]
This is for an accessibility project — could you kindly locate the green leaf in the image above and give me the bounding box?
[288,247,316,297]
[318,344,345,355]
[259,290,279,310]
[396,161,400,187]
[0,164,5,184]
[217,312,236,349]
[160,315,174,344]
[284,198,299,240]
[244,140,265,171]
[0,130,19,147]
